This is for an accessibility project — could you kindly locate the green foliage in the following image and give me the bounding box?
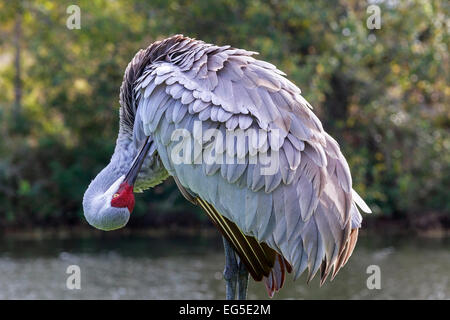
[0,0,448,228]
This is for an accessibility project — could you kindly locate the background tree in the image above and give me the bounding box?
[0,0,448,230]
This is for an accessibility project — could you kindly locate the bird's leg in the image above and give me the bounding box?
[237,258,249,300]
[222,237,238,300]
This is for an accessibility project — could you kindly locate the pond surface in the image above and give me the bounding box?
[0,233,448,299]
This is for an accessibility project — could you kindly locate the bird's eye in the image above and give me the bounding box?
[113,193,120,198]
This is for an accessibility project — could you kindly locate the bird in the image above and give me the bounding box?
[83,35,372,300]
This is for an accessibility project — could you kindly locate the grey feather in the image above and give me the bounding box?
[143,81,158,99]
[352,189,372,213]
[118,35,371,287]
[226,116,239,130]
[172,100,187,123]
[244,188,259,233]
[255,192,273,240]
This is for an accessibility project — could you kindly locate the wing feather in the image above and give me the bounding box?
[130,36,370,287]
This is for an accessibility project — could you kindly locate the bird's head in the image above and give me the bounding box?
[83,136,167,231]
[83,173,133,231]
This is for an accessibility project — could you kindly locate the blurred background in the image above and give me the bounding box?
[0,0,448,299]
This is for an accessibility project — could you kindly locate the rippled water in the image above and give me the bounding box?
[0,234,448,299]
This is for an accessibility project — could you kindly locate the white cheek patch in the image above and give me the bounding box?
[105,175,125,198]
[98,175,125,212]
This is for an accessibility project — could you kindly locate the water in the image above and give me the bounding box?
[0,234,448,299]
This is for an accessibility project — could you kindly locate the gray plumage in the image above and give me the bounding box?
[87,35,371,289]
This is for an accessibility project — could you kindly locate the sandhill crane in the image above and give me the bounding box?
[83,35,371,300]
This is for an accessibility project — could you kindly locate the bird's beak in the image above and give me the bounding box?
[123,137,152,187]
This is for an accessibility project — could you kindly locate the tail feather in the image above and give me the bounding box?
[263,254,291,297]
[175,181,359,296]
[331,228,359,280]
